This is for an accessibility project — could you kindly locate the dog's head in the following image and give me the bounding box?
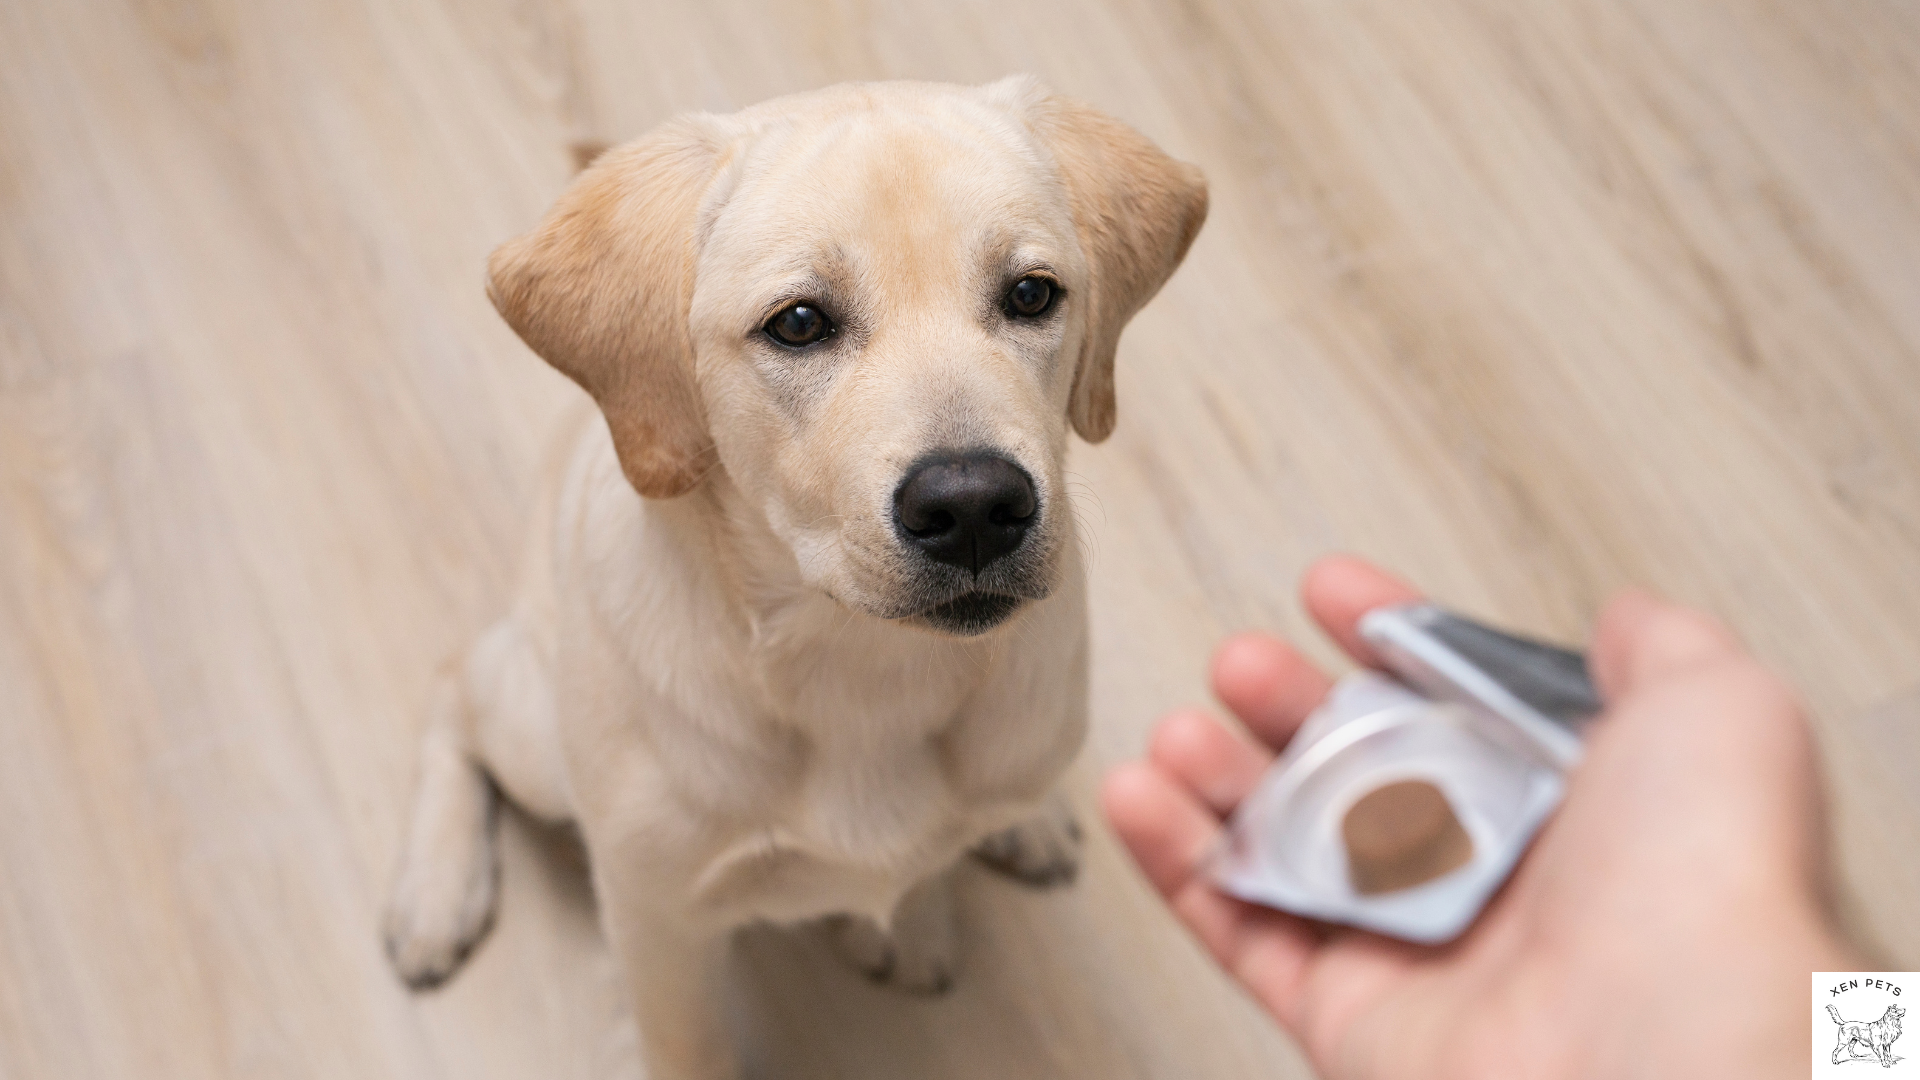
[488,79,1206,635]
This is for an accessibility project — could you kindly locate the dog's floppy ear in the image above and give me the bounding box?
[488,117,730,498]
[1014,83,1208,443]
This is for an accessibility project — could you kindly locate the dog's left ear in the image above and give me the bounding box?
[1002,79,1209,443]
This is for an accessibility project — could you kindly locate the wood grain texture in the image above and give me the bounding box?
[2,1,1916,1076]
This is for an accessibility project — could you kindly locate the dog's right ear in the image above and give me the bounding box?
[487,117,731,499]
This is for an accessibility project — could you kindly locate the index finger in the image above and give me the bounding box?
[1301,555,1424,668]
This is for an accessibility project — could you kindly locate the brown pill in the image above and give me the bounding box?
[1342,779,1474,895]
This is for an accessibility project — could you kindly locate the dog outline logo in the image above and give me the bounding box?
[1828,1002,1907,1068]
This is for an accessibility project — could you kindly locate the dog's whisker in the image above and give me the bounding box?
[1061,472,1108,528]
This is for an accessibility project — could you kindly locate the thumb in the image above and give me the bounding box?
[1590,589,1745,701]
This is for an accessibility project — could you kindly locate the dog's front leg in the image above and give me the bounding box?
[599,888,737,1080]
[828,870,958,994]
[621,924,736,1079]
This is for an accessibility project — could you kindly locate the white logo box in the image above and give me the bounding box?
[1815,971,1914,1074]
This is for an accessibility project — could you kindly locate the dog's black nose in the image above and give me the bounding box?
[894,452,1038,573]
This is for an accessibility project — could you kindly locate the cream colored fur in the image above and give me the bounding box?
[384,77,1205,1080]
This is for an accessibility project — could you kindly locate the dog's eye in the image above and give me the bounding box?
[765,302,835,347]
[1005,275,1056,318]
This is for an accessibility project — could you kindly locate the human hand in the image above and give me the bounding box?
[1103,556,1860,1079]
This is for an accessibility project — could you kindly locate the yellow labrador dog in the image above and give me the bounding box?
[384,77,1204,1078]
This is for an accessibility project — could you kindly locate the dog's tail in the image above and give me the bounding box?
[1829,1004,1846,1025]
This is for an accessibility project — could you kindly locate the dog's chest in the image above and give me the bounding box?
[756,617,987,838]
[685,621,1016,922]
[690,728,1016,927]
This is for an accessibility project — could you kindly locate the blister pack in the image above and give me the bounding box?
[1210,604,1600,943]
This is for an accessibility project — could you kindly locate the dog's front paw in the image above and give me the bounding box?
[825,915,954,996]
[975,799,1082,883]
[972,800,1082,887]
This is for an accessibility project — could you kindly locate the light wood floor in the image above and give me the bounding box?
[4,1,1918,1077]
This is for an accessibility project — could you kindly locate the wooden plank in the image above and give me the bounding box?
[1,0,1915,1075]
